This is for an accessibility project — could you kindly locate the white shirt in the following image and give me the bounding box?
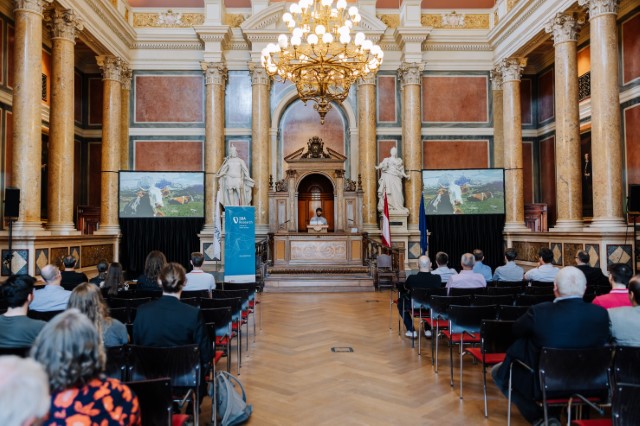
[184,270,216,292]
[310,216,328,225]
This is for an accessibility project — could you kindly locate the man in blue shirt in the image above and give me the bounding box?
[472,249,492,282]
[30,265,71,312]
[493,248,525,282]
[524,247,559,283]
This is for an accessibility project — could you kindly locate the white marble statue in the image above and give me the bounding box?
[216,145,255,206]
[376,147,409,213]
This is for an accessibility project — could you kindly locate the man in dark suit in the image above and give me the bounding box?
[133,263,213,402]
[398,255,442,338]
[574,250,608,288]
[60,255,88,291]
[491,266,610,425]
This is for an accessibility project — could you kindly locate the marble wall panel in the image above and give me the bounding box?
[134,141,203,171]
[269,79,293,116]
[227,139,250,167]
[577,46,591,77]
[1,249,27,276]
[35,248,48,275]
[74,71,82,124]
[74,139,81,210]
[563,243,583,267]
[135,75,204,123]
[520,78,533,126]
[585,244,601,268]
[50,247,68,268]
[551,242,562,265]
[88,142,101,207]
[281,100,345,157]
[42,50,51,107]
[512,241,549,263]
[625,104,640,185]
[621,12,640,85]
[539,136,556,225]
[377,140,397,164]
[7,24,13,88]
[607,244,632,267]
[422,76,488,123]
[523,141,534,204]
[88,77,103,126]
[377,75,397,123]
[422,140,489,169]
[537,69,554,124]
[81,244,114,267]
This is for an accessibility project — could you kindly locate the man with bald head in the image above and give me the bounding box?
[491,267,610,425]
[30,265,71,312]
[445,253,486,294]
[398,255,442,338]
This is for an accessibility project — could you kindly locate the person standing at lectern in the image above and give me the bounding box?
[309,208,328,226]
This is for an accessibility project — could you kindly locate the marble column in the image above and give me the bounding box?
[95,56,124,235]
[399,62,423,229]
[200,62,226,234]
[357,73,377,231]
[45,8,82,235]
[545,13,584,231]
[499,58,530,232]
[490,69,504,169]
[10,0,52,234]
[578,0,626,230]
[120,68,132,171]
[250,64,270,234]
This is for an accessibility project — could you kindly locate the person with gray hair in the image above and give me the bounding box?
[0,355,50,426]
[491,266,610,425]
[397,255,442,338]
[30,264,71,312]
[31,309,140,425]
[445,253,486,294]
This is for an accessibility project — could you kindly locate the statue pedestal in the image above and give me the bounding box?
[388,210,408,231]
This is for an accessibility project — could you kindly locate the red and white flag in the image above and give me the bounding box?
[381,191,392,247]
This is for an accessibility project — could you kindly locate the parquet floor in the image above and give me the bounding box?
[200,291,528,425]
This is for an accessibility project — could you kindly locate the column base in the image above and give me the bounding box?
[586,217,629,232]
[47,223,81,236]
[11,221,50,236]
[94,225,121,236]
[503,222,531,232]
[255,224,270,239]
[550,219,584,232]
[199,223,215,235]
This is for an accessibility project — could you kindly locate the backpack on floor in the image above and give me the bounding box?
[213,371,253,426]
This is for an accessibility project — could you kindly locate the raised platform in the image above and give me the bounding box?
[264,266,374,292]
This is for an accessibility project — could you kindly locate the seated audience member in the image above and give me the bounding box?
[592,263,633,309]
[68,283,129,347]
[574,250,609,288]
[493,248,524,282]
[60,255,88,291]
[31,309,140,425]
[431,251,458,284]
[523,247,559,283]
[184,252,216,294]
[0,274,46,348]
[608,276,640,347]
[491,266,610,425]
[472,249,493,282]
[0,356,50,426]
[133,263,213,401]
[102,262,125,297]
[89,259,109,287]
[30,265,71,312]
[136,250,166,291]
[446,253,486,293]
[398,255,441,339]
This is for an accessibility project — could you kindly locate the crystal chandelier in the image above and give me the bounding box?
[261,0,383,124]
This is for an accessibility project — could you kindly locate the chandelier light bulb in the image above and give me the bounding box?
[339,33,350,44]
[348,6,358,16]
[353,14,361,23]
[362,40,372,51]
[322,33,333,43]
[336,0,347,9]
[292,27,303,39]
[307,34,319,45]
[278,34,289,48]
[290,4,300,14]
[321,0,332,7]
[291,36,302,46]
[315,25,326,35]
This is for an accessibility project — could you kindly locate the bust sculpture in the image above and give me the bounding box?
[216,145,255,206]
[375,147,409,213]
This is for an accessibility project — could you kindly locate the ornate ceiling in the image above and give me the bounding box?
[126,0,495,9]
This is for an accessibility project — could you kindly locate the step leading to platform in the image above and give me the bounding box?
[264,273,374,293]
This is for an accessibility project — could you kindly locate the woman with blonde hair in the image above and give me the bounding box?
[68,283,128,347]
[102,262,125,297]
[31,309,140,425]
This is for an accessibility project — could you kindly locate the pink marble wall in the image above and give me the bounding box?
[228,140,250,166]
[625,104,640,185]
[134,75,204,123]
[88,77,103,126]
[422,140,489,169]
[622,12,640,85]
[520,78,533,126]
[281,100,345,157]
[523,141,533,204]
[537,69,555,123]
[134,141,203,171]
[422,76,488,123]
[539,136,556,225]
[377,140,397,164]
[377,75,397,122]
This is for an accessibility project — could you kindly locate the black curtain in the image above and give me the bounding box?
[426,214,505,272]
[119,218,204,278]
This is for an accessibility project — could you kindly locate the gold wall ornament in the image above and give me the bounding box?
[421,13,489,29]
[261,0,384,125]
[133,11,204,28]
[378,14,400,29]
[223,13,246,27]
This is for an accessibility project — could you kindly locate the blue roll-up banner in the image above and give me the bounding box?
[224,206,256,283]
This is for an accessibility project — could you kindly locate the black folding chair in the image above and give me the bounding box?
[201,307,234,373]
[515,294,554,306]
[427,295,472,372]
[0,346,31,357]
[27,310,64,322]
[473,294,514,307]
[182,289,212,299]
[612,346,640,386]
[487,286,523,296]
[126,378,190,426]
[449,287,487,297]
[105,345,128,381]
[497,304,529,321]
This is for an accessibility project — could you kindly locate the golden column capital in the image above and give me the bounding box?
[13,0,52,15]
[398,62,423,87]
[120,67,132,91]
[45,8,83,42]
[498,57,527,83]
[200,61,227,86]
[96,56,126,82]
[490,68,503,91]
[545,12,584,45]
[578,0,619,18]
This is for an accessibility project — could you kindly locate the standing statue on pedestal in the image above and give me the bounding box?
[216,145,255,206]
[376,147,409,212]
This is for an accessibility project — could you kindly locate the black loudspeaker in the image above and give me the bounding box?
[4,187,20,218]
[629,185,640,214]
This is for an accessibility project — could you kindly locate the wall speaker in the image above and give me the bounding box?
[4,187,20,219]
[629,185,640,214]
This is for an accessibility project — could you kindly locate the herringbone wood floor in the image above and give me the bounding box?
[201,291,528,425]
